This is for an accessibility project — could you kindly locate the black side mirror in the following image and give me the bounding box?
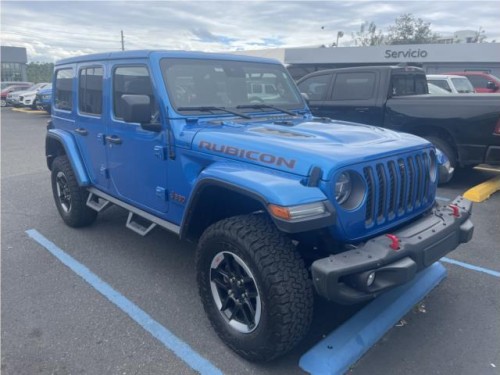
[121,94,151,123]
[121,94,161,132]
[486,81,498,90]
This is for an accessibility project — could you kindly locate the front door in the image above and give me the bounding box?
[105,63,169,215]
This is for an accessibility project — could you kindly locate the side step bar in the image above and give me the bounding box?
[126,212,156,236]
[86,188,181,236]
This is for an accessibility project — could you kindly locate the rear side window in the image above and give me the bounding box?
[54,68,73,111]
[391,74,428,96]
[297,74,331,101]
[332,72,375,100]
[79,66,103,115]
[113,66,154,120]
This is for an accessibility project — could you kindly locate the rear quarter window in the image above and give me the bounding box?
[54,68,74,111]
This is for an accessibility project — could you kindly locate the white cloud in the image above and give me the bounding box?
[1,1,499,62]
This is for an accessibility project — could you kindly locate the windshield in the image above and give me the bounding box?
[427,82,451,95]
[451,78,475,93]
[161,58,303,115]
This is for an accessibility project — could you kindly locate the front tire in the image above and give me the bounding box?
[425,136,456,184]
[51,156,97,227]
[196,214,313,361]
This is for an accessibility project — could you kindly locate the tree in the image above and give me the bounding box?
[26,62,54,83]
[386,14,438,45]
[351,21,385,46]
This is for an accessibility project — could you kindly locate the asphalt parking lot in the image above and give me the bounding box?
[2,107,499,375]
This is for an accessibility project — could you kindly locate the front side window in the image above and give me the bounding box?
[451,78,474,93]
[332,72,376,100]
[161,58,303,114]
[297,74,331,101]
[79,66,103,115]
[467,75,488,88]
[113,65,155,120]
[54,68,74,111]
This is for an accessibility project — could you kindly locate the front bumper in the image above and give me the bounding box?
[311,196,473,304]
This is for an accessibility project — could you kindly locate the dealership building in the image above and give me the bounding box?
[1,46,28,82]
[237,43,500,80]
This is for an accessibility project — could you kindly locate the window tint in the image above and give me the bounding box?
[55,68,73,111]
[391,74,428,96]
[332,72,375,100]
[113,66,155,120]
[161,58,302,110]
[428,79,451,92]
[466,75,489,88]
[79,66,103,115]
[297,74,331,101]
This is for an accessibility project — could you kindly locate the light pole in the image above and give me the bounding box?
[336,31,344,47]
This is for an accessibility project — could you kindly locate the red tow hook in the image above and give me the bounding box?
[386,234,400,250]
[449,204,460,218]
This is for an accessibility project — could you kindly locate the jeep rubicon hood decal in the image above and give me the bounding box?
[193,119,430,177]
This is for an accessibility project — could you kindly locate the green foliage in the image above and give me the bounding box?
[351,21,385,46]
[386,14,439,45]
[26,62,54,83]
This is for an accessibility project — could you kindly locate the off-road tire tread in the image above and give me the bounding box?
[51,156,97,227]
[196,214,313,362]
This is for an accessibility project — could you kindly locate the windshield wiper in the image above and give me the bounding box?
[177,106,251,119]
[236,104,297,116]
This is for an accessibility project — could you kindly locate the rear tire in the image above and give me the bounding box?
[51,156,97,227]
[196,214,313,362]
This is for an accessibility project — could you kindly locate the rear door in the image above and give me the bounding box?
[73,64,109,190]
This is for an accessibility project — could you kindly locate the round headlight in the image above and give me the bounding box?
[335,172,352,205]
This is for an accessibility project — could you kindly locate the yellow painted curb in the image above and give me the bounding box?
[11,107,47,114]
[463,175,500,202]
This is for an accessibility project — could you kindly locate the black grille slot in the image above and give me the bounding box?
[364,167,375,224]
[422,153,430,201]
[376,164,386,221]
[406,157,415,210]
[388,161,397,217]
[415,154,423,207]
[398,158,407,214]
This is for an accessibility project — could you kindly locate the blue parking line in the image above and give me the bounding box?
[441,257,500,278]
[26,229,223,375]
[299,263,447,375]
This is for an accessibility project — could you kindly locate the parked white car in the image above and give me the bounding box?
[8,82,51,109]
[426,74,475,94]
[427,82,452,95]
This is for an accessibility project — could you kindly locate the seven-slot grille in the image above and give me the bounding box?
[363,151,432,226]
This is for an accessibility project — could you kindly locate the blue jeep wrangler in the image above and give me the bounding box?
[46,50,473,361]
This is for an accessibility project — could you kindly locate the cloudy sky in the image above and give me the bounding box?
[1,0,499,62]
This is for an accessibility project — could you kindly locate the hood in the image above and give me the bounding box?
[192,117,430,179]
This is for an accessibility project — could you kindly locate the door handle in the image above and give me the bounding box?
[105,135,122,145]
[355,107,369,113]
[75,127,88,136]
